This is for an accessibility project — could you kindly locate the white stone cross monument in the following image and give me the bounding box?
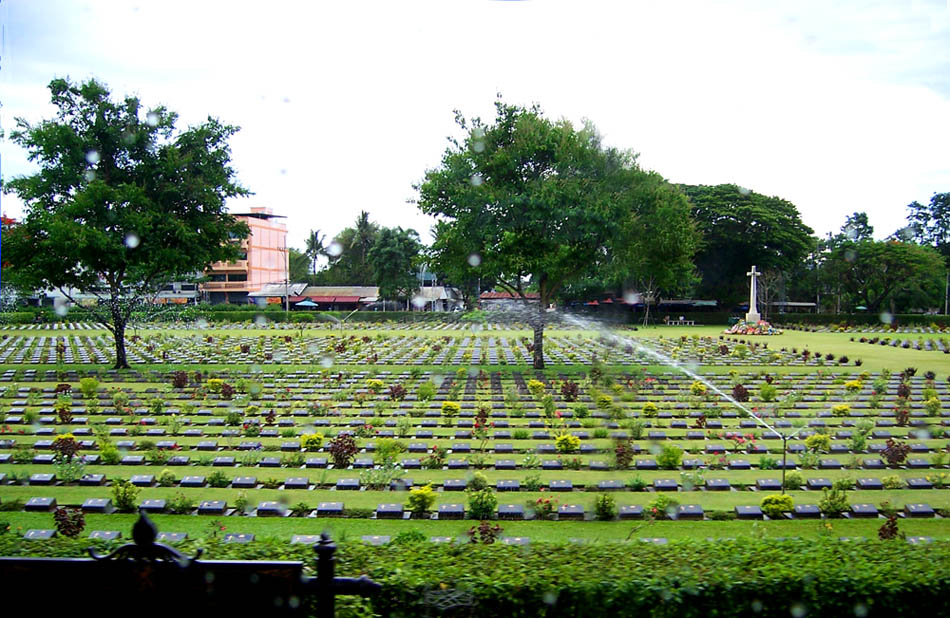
[745,265,761,323]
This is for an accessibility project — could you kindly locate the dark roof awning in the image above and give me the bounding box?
[334,296,361,303]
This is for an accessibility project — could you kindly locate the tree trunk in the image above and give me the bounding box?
[533,300,545,369]
[112,312,130,370]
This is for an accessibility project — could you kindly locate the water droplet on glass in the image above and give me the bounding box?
[623,290,639,304]
[327,242,343,257]
[249,364,262,373]
[542,591,557,606]
[790,602,807,618]
[146,112,160,127]
[124,233,140,249]
[750,599,763,613]
[844,249,856,263]
[273,350,285,361]
[411,295,427,309]
[471,323,483,333]
[254,314,269,327]
[853,602,868,617]
[254,297,267,307]
[467,253,481,267]
[54,302,69,317]
[195,318,209,329]
[85,150,100,165]
[880,312,893,325]
[470,173,483,186]
[431,375,445,387]
[84,170,95,182]
[473,141,485,153]
[737,186,751,195]
[320,355,334,368]
[248,382,262,396]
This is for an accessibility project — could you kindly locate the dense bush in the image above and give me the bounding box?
[1,536,949,616]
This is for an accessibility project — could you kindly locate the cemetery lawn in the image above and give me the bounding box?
[2,511,949,541]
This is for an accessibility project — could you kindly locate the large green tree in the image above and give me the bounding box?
[680,184,813,306]
[417,100,682,368]
[3,77,250,368]
[906,192,950,263]
[823,239,944,313]
[315,211,381,285]
[367,226,422,305]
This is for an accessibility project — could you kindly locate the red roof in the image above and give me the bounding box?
[334,296,361,303]
[288,296,307,303]
[308,296,337,303]
[601,298,613,304]
[480,291,540,300]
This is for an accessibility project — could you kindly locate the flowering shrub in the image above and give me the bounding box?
[925,397,941,415]
[555,433,581,453]
[527,379,546,398]
[805,433,831,453]
[844,379,863,393]
[831,404,850,417]
[690,381,707,396]
[594,493,617,521]
[467,488,498,519]
[657,445,683,470]
[596,394,614,410]
[52,433,80,462]
[614,439,635,469]
[641,401,658,417]
[406,484,436,516]
[560,380,579,402]
[422,445,448,470]
[467,521,502,544]
[300,433,324,451]
[206,378,225,393]
[366,378,384,394]
[441,401,461,417]
[760,494,794,518]
[387,384,407,401]
[881,438,911,465]
[529,496,558,520]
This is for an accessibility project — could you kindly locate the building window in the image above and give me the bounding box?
[228,273,247,282]
[210,274,227,282]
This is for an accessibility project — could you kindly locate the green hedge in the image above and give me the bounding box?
[775,313,950,327]
[0,536,946,616]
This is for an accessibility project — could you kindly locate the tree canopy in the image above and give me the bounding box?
[680,184,814,306]
[906,192,950,264]
[367,226,422,304]
[417,99,695,367]
[2,77,250,368]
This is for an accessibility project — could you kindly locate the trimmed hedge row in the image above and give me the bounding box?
[775,313,950,327]
[0,535,946,617]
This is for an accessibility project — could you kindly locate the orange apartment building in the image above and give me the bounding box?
[202,206,288,304]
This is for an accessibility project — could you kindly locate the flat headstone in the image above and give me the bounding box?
[806,478,833,490]
[653,478,678,491]
[284,477,309,490]
[906,478,933,489]
[557,504,584,520]
[619,505,644,519]
[793,504,821,519]
[335,478,360,490]
[676,504,704,520]
[497,503,525,519]
[549,479,572,492]
[139,499,166,513]
[905,503,934,518]
[256,501,284,517]
[735,505,763,519]
[496,480,520,491]
[849,503,879,518]
[81,498,113,513]
[23,529,56,540]
[317,502,344,516]
[223,533,255,544]
[705,478,731,491]
[88,530,121,541]
[25,497,56,511]
[290,535,322,545]
[197,500,227,515]
[437,503,465,519]
[443,479,467,491]
[856,478,883,490]
[156,532,187,543]
[180,476,206,488]
[29,473,55,486]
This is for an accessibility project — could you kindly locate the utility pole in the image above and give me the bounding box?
[284,236,290,316]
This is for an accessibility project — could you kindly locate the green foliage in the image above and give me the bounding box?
[466,488,498,520]
[4,77,251,368]
[374,438,407,465]
[167,491,195,515]
[441,401,461,417]
[831,404,851,417]
[759,494,794,519]
[593,493,617,521]
[656,444,683,470]
[554,433,580,453]
[416,381,436,402]
[818,488,849,517]
[804,433,831,453]
[527,380,546,398]
[110,479,140,512]
[758,383,778,402]
[784,471,805,490]
[406,484,437,516]
[300,433,325,451]
[641,401,658,417]
[207,470,231,488]
[78,378,99,399]
[367,226,422,301]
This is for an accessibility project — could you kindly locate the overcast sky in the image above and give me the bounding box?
[2,0,948,251]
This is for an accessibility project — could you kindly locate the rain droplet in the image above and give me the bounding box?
[54,303,69,317]
[844,249,856,263]
[467,253,481,267]
[146,112,160,127]
[471,323,483,333]
[411,295,427,309]
[542,591,557,606]
[84,170,95,182]
[737,186,751,195]
[853,602,868,617]
[473,141,485,153]
[470,173,483,186]
[431,375,445,387]
[319,355,334,368]
[880,312,893,325]
[750,599,763,613]
[327,242,343,257]
[195,318,209,329]
[623,290,639,304]
[248,382,263,396]
[124,233,140,249]
[85,150,100,165]
[254,314,269,327]
[790,602,807,618]
[249,364,262,373]
[254,297,267,307]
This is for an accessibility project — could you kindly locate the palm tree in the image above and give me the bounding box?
[305,229,326,274]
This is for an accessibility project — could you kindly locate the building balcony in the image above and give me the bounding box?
[201,281,251,291]
[207,260,248,272]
